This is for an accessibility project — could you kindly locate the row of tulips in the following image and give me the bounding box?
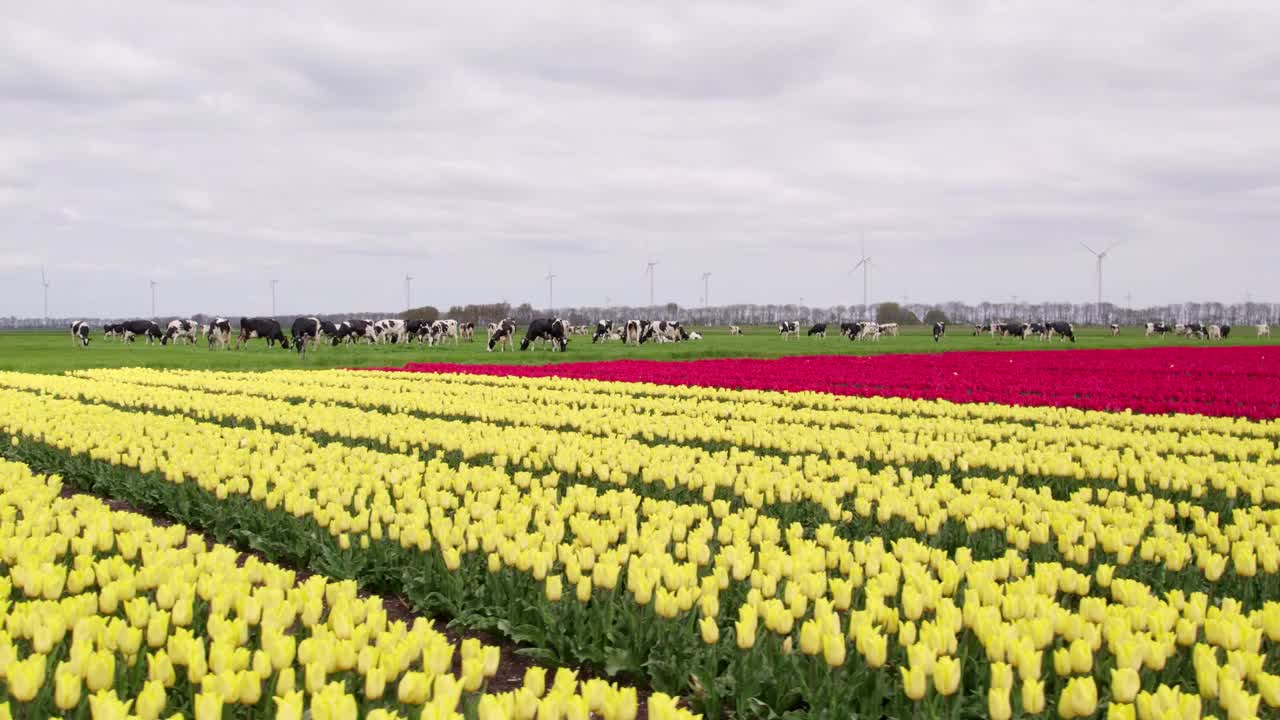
[379,345,1280,419]
[30,370,1280,520]
[5,372,1280,599]
[0,455,686,720]
[1,372,1279,716]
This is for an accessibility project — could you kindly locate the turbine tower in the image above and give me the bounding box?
[150,280,158,320]
[1079,241,1124,324]
[40,266,50,325]
[849,243,873,320]
[545,270,556,313]
[645,261,658,308]
[270,279,279,317]
[701,272,711,308]
[405,275,413,311]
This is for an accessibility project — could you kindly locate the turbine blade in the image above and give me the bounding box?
[1078,241,1099,255]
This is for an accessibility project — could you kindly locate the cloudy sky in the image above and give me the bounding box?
[2,1,1278,318]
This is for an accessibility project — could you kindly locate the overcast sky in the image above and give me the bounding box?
[2,1,1278,318]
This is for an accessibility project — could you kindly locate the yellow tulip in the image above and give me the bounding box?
[194,691,223,720]
[1110,667,1141,704]
[7,654,44,702]
[545,575,563,602]
[398,671,430,705]
[86,649,116,693]
[1106,702,1136,720]
[862,631,887,669]
[86,690,133,720]
[274,690,304,720]
[1022,678,1046,714]
[822,634,846,668]
[988,686,1012,720]
[699,617,720,645]
[932,656,961,696]
[135,680,166,720]
[901,665,927,701]
[364,665,387,700]
[55,664,82,711]
[524,667,547,698]
[1058,676,1097,719]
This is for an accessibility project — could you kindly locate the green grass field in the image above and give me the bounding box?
[2,324,1276,374]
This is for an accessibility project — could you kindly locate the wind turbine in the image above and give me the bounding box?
[40,266,50,325]
[701,272,711,308]
[645,261,658,307]
[270,279,279,317]
[545,270,556,313]
[849,243,873,319]
[150,280,158,319]
[1079,241,1124,324]
[405,275,414,311]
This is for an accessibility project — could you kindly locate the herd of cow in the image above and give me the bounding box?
[66,316,1273,353]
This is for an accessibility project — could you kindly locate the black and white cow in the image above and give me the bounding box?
[851,321,880,342]
[161,319,199,346]
[1046,321,1075,342]
[487,318,517,352]
[121,320,163,344]
[371,319,407,344]
[932,321,946,342]
[688,331,703,340]
[1000,322,1029,340]
[520,318,568,351]
[1257,324,1271,338]
[237,317,289,349]
[640,320,688,344]
[1220,325,1232,339]
[1181,323,1206,339]
[624,319,643,345]
[332,319,375,345]
[878,323,900,337]
[70,321,91,347]
[1145,322,1173,337]
[207,318,231,350]
[460,322,476,341]
[729,325,743,336]
[807,322,828,338]
[431,319,460,345]
[103,323,124,341]
[291,317,328,354]
[1109,323,1120,337]
[592,320,614,343]
[839,322,861,339]
[778,321,800,340]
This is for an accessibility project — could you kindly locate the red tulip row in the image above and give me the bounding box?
[370,346,1280,419]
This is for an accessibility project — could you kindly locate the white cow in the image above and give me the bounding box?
[1258,324,1271,337]
[778,321,800,340]
[729,325,743,336]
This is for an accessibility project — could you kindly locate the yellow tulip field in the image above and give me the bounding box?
[1,367,1279,718]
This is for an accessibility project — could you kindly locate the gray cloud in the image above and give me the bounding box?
[2,1,1279,319]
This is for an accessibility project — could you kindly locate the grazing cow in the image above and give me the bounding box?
[1208,324,1222,340]
[430,319,460,345]
[932,321,946,342]
[487,318,517,352]
[120,320,163,344]
[1028,322,1048,340]
[1046,321,1075,342]
[640,320,688,344]
[207,318,231,350]
[161,319,199,346]
[371,319,407,344]
[460,322,476,341]
[1181,323,1206,339]
[1220,325,1232,339]
[237,317,289,349]
[331,319,374,345]
[778,321,800,340]
[839,322,860,339]
[972,324,989,336]
[878,323,900,337]
[592,320,614,343]
[103,323,124,341]
[291,317,327,355]
[520,318,569,351]
[688,331,703,340]
[624,319,643,345]
[1000,322,1029,340]
[729,325,743,336]
[1109,324,1120,336]
[807,322,828,338]
[1145,322,1173,337]
[1258,324,1271,338]
[70,321,91,347]
[848,321,880,341]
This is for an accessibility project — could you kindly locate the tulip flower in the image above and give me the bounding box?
[6,655,44,702]
[55,663,82,711]
[135,681,166,720]
[988,686,1012,720]
[1059,676,1098,719]
[901,665,927,701]
[932,656,961,696]
[1110,667,1141,704]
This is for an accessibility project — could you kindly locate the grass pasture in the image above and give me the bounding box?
[1,324,1277,374]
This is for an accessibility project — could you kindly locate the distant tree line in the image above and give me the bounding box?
[5,300,1277,330]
